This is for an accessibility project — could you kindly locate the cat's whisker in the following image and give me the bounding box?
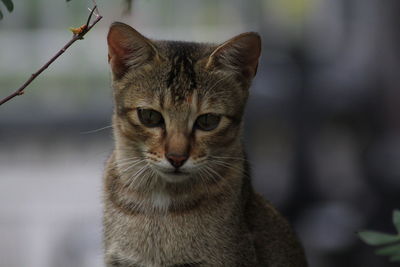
[137,166,154,190]
[200,166,215,183]
[117,161,143,169]
[136,165,152,189]
[129,163,148,180]
[124,160,146,177]
[210,156,246,161]
[196,168,211,194]
[80,125,113,134]
[206,164,236,194]
[206,166,234,197]
[113,157,144,165]
[110,158,143,171]
[203,165,225,186]
[113,156,145,164]
[147,168,159,191]
[114,158,143,166]
[127,164,150,190]
[141,169,157,194]
[139,165,153,183]
[118,160,147,176]
[116,156,144,160]
[209,159,249,178]
[200,165,229,195]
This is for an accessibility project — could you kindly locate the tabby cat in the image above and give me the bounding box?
[103,22,308,267]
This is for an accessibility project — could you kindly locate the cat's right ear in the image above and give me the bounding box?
[107,22,159,79]
[205,32,261,80]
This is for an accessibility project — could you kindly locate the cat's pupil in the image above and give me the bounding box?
[137,108,164,127]
[195,114,220,131]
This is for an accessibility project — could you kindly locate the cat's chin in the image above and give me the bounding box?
[156,170,191,183]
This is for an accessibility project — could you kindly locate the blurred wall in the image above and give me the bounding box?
[1,0,400,266]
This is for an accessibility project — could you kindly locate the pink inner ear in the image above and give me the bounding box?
[107,29,133,77]
[107,23,159,78]
[108,30,129,61]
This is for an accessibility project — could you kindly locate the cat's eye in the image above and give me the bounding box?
[195,114,221,131]
[137,108,164,127]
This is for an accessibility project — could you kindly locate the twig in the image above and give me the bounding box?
[0,5,103,106]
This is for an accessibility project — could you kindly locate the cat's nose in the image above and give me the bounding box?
[166,153,188,168]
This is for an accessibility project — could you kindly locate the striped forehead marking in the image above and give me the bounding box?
[166,44,198,96]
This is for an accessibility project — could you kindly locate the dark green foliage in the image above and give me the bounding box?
[1,0,13,11]
[394,210,400,233]
[358,231,400,246]
[0,0,14,19]
[358,210,400,263]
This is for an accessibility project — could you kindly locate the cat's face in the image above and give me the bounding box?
[108,22,261,185]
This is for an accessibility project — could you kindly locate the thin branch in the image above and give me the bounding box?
[0,5,103,106]
[85,6,95,27]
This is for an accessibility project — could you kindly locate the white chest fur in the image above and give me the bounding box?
[150,191,171,212]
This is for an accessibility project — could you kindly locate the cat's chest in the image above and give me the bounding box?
[106,207,240,266]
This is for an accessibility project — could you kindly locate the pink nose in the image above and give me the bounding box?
[166,153,188,168]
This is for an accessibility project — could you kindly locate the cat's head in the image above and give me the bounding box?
[107,22,261,185]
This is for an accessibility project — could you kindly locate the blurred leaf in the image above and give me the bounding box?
[394,210,400,234]
[390,254,400,262]
[376,243,400,256]
[358,231,400,245]
[1,0,13,12]
[66,0,72,2]
[0,0,13,20]
[124,0,133,13]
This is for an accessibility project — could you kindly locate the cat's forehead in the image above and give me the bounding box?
[159,41,213,98]
[124,41,212,103]
[161,40,212,63]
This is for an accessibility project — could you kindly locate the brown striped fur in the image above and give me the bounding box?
[103,22,307,267]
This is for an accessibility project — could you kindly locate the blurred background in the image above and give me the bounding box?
[1,0,400,266]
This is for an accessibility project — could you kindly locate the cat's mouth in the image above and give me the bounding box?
[171,169,186,175]
[165,168,190,177]
[152,166,191,182]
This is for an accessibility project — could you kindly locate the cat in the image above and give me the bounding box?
[103,22,308,267]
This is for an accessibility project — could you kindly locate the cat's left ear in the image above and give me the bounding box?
[206,32,261,79]
[107,22,160,79]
